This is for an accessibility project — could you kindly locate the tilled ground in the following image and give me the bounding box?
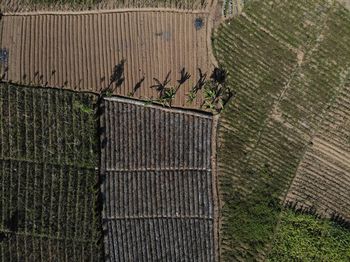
[0,10,212,108]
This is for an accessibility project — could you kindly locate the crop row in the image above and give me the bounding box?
[104,218,215,262]
[101,98,213,171]
[0,159,98,240]
[0,83,97,168]
[100,97,216,261]
[0,84,102,260]
[103,170,214,219]
[286,77,350,221]
[0,232,101,262]
[214,0,350,260]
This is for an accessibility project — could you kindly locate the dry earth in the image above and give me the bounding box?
[0,10,213,108]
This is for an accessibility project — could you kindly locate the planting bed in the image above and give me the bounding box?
[286,79,350,221]
[99,97,218,261]
[0,83,102,261]
[213,0,350,260]
[0,10,211,108]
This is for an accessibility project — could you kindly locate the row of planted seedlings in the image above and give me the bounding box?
[1,233,100,262]
[0,83,103,260]
[0,84,97,167]
[0,160,97,239]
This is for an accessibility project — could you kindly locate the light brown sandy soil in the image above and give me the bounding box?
[338,0,350,9]
[0,10,214,108]
[285,83,350,221]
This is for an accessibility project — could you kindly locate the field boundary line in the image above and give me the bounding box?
[2,7,210,16]
[104,216,214,220]
[105,96,213,118]
[105,167,212,172]
[211,114,220,262]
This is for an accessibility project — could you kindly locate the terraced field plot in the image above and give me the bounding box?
[1,0,213,12]
[286,79,350,221]
[0,83,102,261]
[100,97,218,261]
[213,0,350,260]
[0,10,211,108]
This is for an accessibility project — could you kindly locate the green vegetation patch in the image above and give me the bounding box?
[0,83,102,261]
[268,209,350,261]
[213,0,350,260]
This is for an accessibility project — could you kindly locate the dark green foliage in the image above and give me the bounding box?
[0,83,102,261]
[268,209,350,261]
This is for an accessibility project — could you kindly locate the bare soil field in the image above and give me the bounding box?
[99,97,218,261]
[1,0,214,13]
[0,10,212,108]
[285,81,350,221]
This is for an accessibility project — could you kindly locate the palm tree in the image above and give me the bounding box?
[150,71,171,98]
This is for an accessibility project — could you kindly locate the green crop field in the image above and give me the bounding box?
[0,83,102,261]
[213,0,350,260]
[268,209,350,261]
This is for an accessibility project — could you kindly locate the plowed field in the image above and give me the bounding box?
[100,97,218,261]
[0,10,212,108]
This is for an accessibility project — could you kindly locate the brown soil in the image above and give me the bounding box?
[0,9,213,108]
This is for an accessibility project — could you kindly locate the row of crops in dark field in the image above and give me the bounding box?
[0,83,102,261]
[0,85,97,167]
[213,0,350,260]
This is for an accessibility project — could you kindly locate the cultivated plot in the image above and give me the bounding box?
[99,97,218,261]
[213,0,350,260]
[0,83,102,261]
[0,10,212,108]
[286,80,350,221]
